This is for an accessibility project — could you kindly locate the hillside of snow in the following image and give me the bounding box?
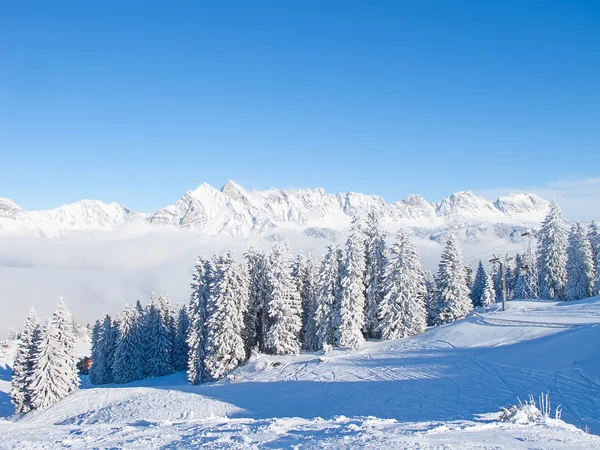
[1,297,600,448]
[0,182,549,239]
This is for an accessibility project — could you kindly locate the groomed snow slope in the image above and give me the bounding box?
[2,298,600,448]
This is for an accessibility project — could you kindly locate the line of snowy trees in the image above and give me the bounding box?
[88,293,190,385]
[10,299,80,413]
[85,202,600,386]
[86,213,474,385]
[469,201,600,306]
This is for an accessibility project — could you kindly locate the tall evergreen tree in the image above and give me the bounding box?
[89,314,117,385]
[187,256,213,385]
[378,230,427,339]
[264,243,303,355]
[113,304,144,384]
[432,236,472,325]
[470,261,486,306]
[336,219,367,349]
[589,222,600,295]
[29,299,80,410]
[479,269,497,308]
[312,244,343,350]
[204,252,249,379]
[423,270,437,326]
[244,247,268,354]
[172,303,190,372]
[293,253,317,351]
[363,211,387,339]
[565,222,595,301]
[537,201,568,300]
[143,294,175,378]
[10,308,42,414]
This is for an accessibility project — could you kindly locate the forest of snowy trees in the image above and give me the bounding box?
[10,202,600,411]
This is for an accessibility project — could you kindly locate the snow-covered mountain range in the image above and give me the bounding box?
[0,181,550,240]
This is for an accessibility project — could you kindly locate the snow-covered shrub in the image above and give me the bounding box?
[499,393,562,423]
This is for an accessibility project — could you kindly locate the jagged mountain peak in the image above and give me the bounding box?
[0,183,551,238]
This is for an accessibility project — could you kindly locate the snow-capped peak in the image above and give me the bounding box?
[0,182,551,238]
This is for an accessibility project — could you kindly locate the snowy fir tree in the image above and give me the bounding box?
[464,265,474,291]
[537,201,568,300]
[172,303,190,372]
[264,243,303,355]
[187,256,213,385]
[479,268,497,308]
[29,299,80,411]
[204,252,249,380]
[589,222,600,295]
[292,253,317,351]
[10,308,42,414]
[89,314,117,385]
[363,211,387,339]
[378,230,427,339]
[143,294,175,378]
[244,247,268,354]
[432,236,472,325]
[336,218,367,349]
[422,270,437,326]
[470,261,486,307]
[565,222,595,301]
[312,244,344,351]
[113,304,144,384]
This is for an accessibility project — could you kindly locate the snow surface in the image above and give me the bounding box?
[0,181,549,238]
[1,297,600,448]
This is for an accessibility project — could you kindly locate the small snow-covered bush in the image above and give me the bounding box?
[499,393,562,424]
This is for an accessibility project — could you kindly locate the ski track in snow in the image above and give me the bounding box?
[1,298,600,448]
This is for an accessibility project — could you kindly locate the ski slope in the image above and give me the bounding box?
[1,297,600,448]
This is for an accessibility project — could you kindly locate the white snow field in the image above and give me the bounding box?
[2,297,600,449]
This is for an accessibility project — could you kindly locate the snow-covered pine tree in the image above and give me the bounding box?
[10,308,42,414]
[422,270,437,326]
[479,269,497,308]
[470,261,486,307]
[465,265,474,291]
[505,257,518,300]
[143,293,175,378]
[264,243,303,355]
[29,299,80,410]
[292,253,317,351]
[336,218,367,349]
[537,201,568,300]
[113,304,144,384]
[492,266,503,303]
[89,314,117,385]
[589,222,600,295]
[432,236,472,325]
[172,303,190,372]
[565,222,595,301]
[204,252,249,380]
[363,211,387,339]
[378,230,427,339]
[516,244,539,299]
[244,247,268,354]
[312,244,343,351]
[187,255,213,385]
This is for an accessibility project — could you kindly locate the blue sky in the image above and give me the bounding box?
[1,0,599,213]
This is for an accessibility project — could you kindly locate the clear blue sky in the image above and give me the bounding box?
[1,0,599,212]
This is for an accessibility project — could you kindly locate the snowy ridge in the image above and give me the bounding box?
[2,297,600,448]
[0,182,550,238]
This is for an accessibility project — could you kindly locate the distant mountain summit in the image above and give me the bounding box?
[0,182,549,239]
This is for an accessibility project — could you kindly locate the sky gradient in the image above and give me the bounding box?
[1,1,599,214]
